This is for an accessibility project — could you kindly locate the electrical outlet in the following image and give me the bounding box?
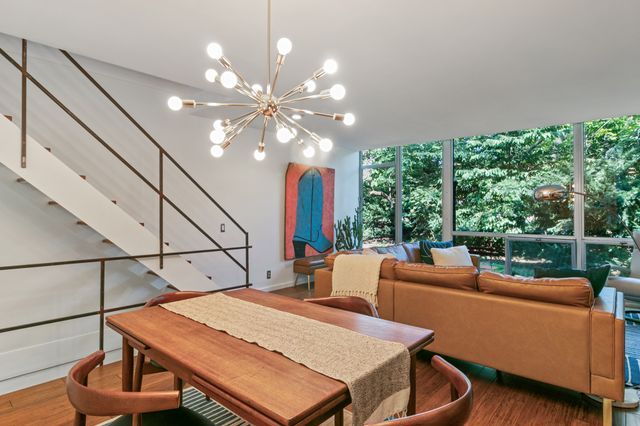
[266,270,271,279]
[220,223,225,232]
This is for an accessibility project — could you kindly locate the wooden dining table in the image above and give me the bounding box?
[106,289,434,426]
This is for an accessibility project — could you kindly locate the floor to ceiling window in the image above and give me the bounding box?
[359,114,639,276]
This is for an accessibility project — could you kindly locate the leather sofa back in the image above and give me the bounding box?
[395,262,478,291]
[478,271,594,307]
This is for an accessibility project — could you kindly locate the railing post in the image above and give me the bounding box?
[99,260,105,357]
[20,39,27,168]
[245,233,250,287]
[159,151,164,269]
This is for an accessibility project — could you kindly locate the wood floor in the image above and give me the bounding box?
[0,283,638,426]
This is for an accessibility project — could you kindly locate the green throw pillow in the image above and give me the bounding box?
[533,264,611,297]
[419,240,453,264]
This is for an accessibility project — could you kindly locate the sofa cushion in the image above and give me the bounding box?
[374,244,410,261]
[533,264,611,297]
[394,262,478,291]
[478,271,593,307]
[419,240,453,264]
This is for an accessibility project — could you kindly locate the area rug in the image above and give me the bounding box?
[625,312,640,388]
[102,387,250,425]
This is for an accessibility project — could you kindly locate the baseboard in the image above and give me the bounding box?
[258,280,298,292]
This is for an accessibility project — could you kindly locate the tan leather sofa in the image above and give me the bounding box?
[315,244,625,422]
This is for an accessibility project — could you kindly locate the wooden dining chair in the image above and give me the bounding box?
[133,291,207,397]
[66,350,211,426]
[304,296,380,318]
[369,355,473,426]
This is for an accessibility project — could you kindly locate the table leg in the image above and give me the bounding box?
[408,353,417,415]
[122,337,134,392]
[334,409,344,426]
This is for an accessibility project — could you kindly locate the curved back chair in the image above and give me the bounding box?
[66,350,180,426]
[134,291,208,394]
[369,355,473,426]
[304,296,380,318]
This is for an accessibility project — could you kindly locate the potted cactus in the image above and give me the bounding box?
[334,208,363,251]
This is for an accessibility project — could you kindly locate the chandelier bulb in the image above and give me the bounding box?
[210,145,224,158]
[343,113,355,126]
[319,138,333,152]
[251,83,264,94]
[209,129,226,145]
[277,126,293,143]
[205,69,218,83]
[220,71,238,88]
[213,119,224,130]
[292,114,302,120]
[304,80,317,93]
[167,96,183,111]
[330,84,346,100]
[254,148,266,161]
[277,38,293,56]
[206,43,223,60]
[323,59,338,74]
[303,145,316,158]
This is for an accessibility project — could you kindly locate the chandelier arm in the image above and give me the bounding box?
[278,93,331,105]
[279,106,341,119]
[228,110,261,132]
[217,57,261,101]
[279,68,326,100]
[226,109,262,126]
[223,111,261,146]
[269,54,285,100]
[193,101,259,108]
[258,116,269,151]
[276,111,321,142]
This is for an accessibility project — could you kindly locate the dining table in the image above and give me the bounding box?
[106,289,435,425]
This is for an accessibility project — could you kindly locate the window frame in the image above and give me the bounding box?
[358,121,638,270]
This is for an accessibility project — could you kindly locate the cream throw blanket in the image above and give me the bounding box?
[161,293,409,426]
[331,254,389,306]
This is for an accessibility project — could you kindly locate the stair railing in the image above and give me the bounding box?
[0,39,253,371]
[0,40,249,282]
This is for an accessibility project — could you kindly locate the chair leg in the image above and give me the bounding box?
[174,375,183,405]
[73,411,86,426]
[132,413,141,426]
[603,398,612,426]
[133,352,145,392]
[334,409,344,426]
[293,273,299,287]
[307,275,311,292]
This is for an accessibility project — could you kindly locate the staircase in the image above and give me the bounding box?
[0,115,218,291]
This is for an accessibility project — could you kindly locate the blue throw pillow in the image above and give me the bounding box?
[419,240,453,264]
[533,264,611,297]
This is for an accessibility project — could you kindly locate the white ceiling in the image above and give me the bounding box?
[0,0,639,151]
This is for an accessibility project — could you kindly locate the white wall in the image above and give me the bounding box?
[0,34,359,394]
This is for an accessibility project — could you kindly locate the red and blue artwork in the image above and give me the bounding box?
[285,163,335,260]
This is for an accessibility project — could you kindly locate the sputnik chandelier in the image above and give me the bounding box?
[166,0,354,161]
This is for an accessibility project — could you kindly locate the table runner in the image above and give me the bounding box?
[160,292,410,426]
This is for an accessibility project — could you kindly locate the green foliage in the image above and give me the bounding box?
[334,209,363,251]
[361,115,640,275]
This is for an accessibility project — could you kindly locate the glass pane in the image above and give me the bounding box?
[508,240,574,276]
[362,167,396,246]
[454,125,574,235]
[402,142,443,242]
[584,115,640,238]
[453,235,505,273]
[586,244,633,277]
[362,147,396,166]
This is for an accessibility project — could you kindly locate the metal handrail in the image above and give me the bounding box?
[0,42,249,275]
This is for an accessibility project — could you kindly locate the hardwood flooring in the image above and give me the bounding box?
[0,283,636,425]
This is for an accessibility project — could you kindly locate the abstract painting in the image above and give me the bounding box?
[285,163,335,260]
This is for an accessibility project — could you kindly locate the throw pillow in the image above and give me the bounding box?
[533,264,611,297]
[419,240,453,264]
[430,245,474,267]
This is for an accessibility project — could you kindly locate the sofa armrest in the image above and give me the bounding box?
[314,268,333,298]
[590,287,625,401]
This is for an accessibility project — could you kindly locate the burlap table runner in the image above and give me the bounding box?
[160,293,410,426]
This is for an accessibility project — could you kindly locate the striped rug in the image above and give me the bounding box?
[625,312,640,388]
[103,387,251,425]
